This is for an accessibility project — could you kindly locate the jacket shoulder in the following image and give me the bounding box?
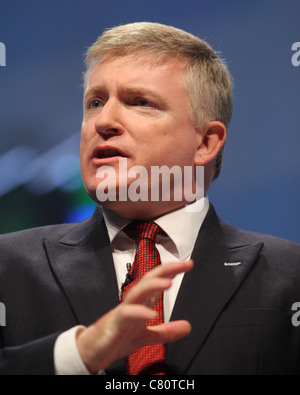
[218,217,300,263]
[0,222,79,246]
[0,205,104,247]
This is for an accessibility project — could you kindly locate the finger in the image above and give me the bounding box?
[145,320,192,344]
[123,277,172,305]
[116,304,157,327]
[123,260,194,306]
[144,259,194,281]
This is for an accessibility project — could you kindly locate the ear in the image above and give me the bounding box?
[194,121,227,166]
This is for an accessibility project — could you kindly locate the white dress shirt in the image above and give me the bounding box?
[54,197,209,374]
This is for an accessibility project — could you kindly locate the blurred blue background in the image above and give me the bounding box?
[0,0,299,242]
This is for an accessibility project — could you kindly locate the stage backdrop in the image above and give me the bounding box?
[0,0,299,243]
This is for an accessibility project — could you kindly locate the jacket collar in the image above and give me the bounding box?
[43,206,120,326]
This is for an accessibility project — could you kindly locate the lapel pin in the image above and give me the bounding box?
[224,262,242,266]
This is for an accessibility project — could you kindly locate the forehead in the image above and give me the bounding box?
[85,53,187,93]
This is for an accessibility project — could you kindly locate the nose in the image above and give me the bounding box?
[94,99,124,139]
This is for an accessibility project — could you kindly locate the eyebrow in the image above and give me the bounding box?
[84,85,161,100]
[84,86,104,99]
[119,86,157,97]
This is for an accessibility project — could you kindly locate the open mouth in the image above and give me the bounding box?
[93,147,125,159]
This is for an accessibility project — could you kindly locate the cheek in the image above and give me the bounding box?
[79,138,87,166]
[80,123,92,156]
[166,133,199,165]
[132,126,183,164]
[80,121,90,140]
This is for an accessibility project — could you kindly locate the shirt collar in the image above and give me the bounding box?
[102,197,209,261]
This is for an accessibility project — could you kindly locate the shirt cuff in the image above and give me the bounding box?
[54,325,105,375]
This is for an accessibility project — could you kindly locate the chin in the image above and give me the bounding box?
[98,200,184,221]
[97,200,146,219]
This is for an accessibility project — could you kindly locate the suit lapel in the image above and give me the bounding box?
[43,206,120,327]
[166,205,264,374]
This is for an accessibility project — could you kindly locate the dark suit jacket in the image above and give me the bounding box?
[0,204,300,375]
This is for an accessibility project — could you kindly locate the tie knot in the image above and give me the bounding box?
[124,221,166,243]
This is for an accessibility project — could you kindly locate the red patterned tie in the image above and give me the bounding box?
[121,221,166,375]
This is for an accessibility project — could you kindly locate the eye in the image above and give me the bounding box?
[90,99,102,109]
[136,98,152,107]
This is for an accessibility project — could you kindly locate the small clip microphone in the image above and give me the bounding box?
[121,262,135,292]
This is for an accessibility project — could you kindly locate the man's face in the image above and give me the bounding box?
[80,53,203,219]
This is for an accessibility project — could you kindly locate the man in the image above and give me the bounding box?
[0,22,300,375]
